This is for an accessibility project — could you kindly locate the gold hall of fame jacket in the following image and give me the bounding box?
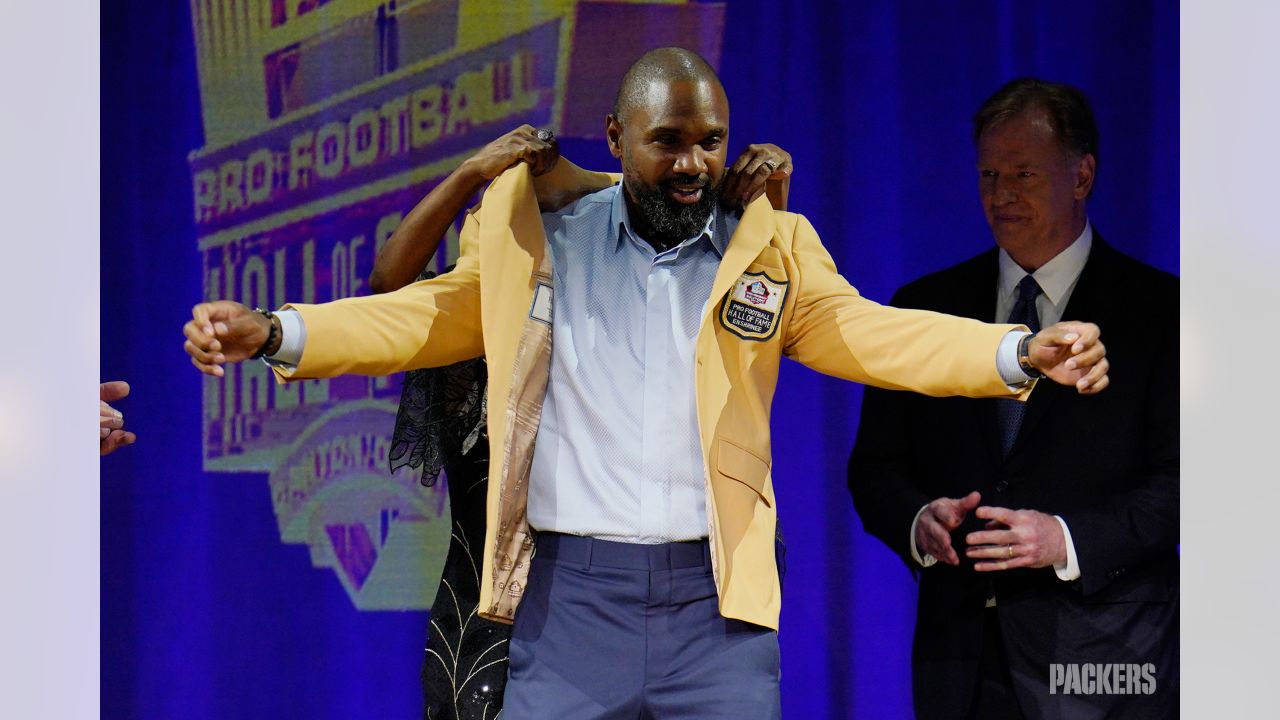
[272,160,1030,631]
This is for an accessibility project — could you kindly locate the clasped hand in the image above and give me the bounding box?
[183,301,272,377]
[1028,321,1109,393]
[914,491,1066,571]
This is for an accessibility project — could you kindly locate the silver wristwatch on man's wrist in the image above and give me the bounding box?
[1017,332,1044,379]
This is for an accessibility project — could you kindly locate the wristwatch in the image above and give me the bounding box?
[249,308,280,359]
[1017,332,1044,379]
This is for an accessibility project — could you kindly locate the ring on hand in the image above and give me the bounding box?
[762,159,778,172]
[535,128,554,142]
[1006,545,1014,559]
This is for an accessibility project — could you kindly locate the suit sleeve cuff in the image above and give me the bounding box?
[996,330,1034,388]
[262,309,306,369]
[1053,514,1081,581]
[909,504,937,567]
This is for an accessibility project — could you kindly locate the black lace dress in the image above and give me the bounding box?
[390,353,509,720]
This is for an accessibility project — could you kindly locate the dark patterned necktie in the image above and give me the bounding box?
[997,275,1043,456]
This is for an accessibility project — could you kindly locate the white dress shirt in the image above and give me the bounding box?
[909,223,1093,582]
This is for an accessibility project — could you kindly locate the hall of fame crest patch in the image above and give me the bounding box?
[720,271,789,340]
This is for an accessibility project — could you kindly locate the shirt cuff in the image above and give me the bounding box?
[996,330,1033,387]
[1052,515,1081,581]
[262,309,306,369]
[909,504,937,568]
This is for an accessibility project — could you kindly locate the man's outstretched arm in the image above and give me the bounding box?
[184,209,484,381]
[782,214,1109,397]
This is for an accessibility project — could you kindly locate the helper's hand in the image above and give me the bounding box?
[721,143,793,209]
[1028,321,1109,394]
[915,491,982,565]
[964,506,1066,571]
[183,301,272,377]
[460,125,560,181]
[100,381,136,455]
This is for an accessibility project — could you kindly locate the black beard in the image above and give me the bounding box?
[624,174,721,251]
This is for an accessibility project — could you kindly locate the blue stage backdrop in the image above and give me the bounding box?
[101,1,1176,717]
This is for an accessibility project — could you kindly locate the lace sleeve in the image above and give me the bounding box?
[386,269,489,486]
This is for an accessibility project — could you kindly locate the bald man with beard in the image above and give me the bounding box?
[184,50,1112,719]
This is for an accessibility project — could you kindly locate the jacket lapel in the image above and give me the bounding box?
[702,195,775,325]
[478,167,542,352]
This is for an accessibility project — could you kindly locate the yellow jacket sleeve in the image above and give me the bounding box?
[271,209,485,382]
[782,214,1027,399]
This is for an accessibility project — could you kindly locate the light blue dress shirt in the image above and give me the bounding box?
[526,184,736,543]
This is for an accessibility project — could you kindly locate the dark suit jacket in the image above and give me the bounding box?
[848,236,1178,720]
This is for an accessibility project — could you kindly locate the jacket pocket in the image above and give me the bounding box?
[716,439,773,507]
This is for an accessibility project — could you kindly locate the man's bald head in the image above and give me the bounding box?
[604,47,730,251]
[612,47,726,122]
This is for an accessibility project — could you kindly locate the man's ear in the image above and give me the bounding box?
[605,114,624,160]
[1074,153,1097,199]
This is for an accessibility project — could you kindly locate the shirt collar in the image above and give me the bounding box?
[609,183,726,257]
[998,220,1093,307]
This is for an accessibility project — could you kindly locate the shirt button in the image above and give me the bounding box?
[994,480,1009,492]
